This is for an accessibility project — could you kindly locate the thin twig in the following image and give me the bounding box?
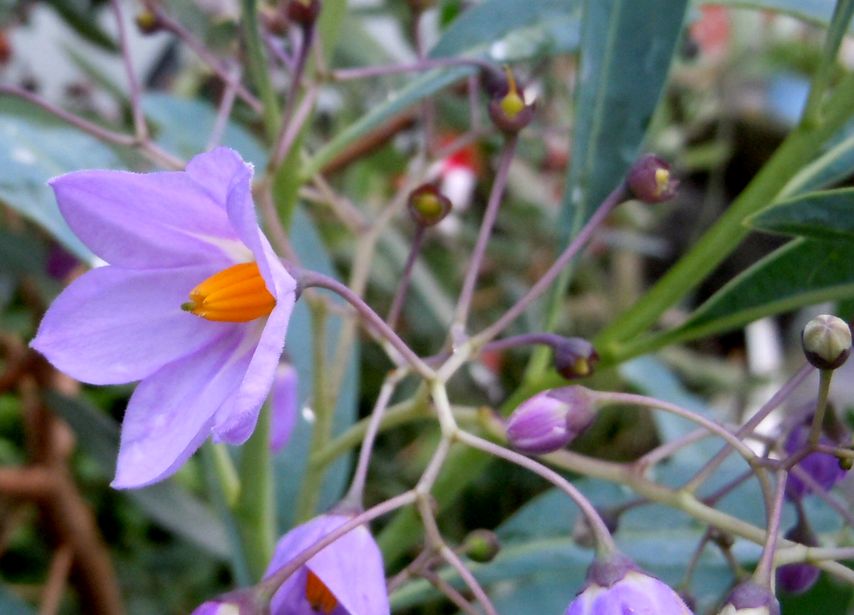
[110,0,147,139]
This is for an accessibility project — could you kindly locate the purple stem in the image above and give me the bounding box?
[272,23,315,167]
[453,135,518,331]
[0,85,184,170]
[299,269,434,379]
[152,5,263,113]
[110,0,147,139]
[456,430,618,557]
[386,225,426,330]
[473,181,630,346]
[258,491,417,598]
[682,363,813,493]
[754,471,787,586]
[207,70,240,149]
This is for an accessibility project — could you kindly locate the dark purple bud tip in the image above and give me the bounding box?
[777,521,820,595]
[407,184,452,227]
[627,154,679,203]
[505,386,597,455]
[287,0,322,26]
[135,9,161,34]
[721,581,780,615]
[487,67,535,134]
[801,314,852,370]
[553,337,599,380]
[462,529,501,563]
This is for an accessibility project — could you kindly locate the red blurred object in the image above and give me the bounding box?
[690,6,731,57]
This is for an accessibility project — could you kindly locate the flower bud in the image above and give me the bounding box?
[407,183,452,227]
[776,521,820,595]
[462,529,501,563]
[627,154,678,203]
[801,314,851,370]
[135,8,161,34]
[505,386,597,455]
[487,67,535,134]
[287,0,322,26]
[553,337,599,380]
[566,555,693,614]
[784,419,847,500]
[717,581,779,615]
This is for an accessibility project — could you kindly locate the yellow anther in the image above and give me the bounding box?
[182,262,275,322]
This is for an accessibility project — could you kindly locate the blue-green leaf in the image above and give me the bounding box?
[559,0,689,237]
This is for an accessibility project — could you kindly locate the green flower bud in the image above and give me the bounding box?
[407,184,452,227]
[135,9,161,34]
[801,314,851,370]
[462,529,501,563]
[487,67,535,134]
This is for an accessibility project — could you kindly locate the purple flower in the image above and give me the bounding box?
[506,386,596,455]
[30,148,296,489]
[784,421,847,500]
[270,362,299,453]
[263,513,389,615]
[566,556,693,615]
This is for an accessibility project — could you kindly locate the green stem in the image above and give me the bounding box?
[241,0,280,142]
[233,403,275,581]
[596,73,854,362]
[295,299,334,521]
[808,369,834,447]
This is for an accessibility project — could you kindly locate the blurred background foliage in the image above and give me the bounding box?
[0,0,853,613]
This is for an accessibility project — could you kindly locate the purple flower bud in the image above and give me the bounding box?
[784,420,847,500]
[506,386,596,455]
[407,183,453,227]
[553,337,599,380]
[566,555,694,614]
[801,314,851,370]
[776,520,820,595]
[627,154,678,203]
[287,0,322,26]
[717,581,779,615]
[487,67,535,134]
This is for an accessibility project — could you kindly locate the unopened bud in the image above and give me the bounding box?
[135,8,161,34]
[487,67,535,134]
[840,455,853,471]
[627,154,678,203]
[462,529,500,563]
[801,314,851,370]
[718,582,780,615]
[553,337,599,380]
[777,521,820,595]
[505,386,597,455]
[287,0,322,25]
[407,184,452,227]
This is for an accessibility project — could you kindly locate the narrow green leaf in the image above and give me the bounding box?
[558,0,689,236]
[747,188,854,241]
[43,391,230,559]
[780,122,854,196]
[633,239,854,353]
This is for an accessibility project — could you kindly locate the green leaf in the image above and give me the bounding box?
[43,391,230,559]
[647,239,854,348]
[0,106,122,263]
[780,121,854,195]
[748,188,854,241]
[302,0,581,179]
[558,0,689,237]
